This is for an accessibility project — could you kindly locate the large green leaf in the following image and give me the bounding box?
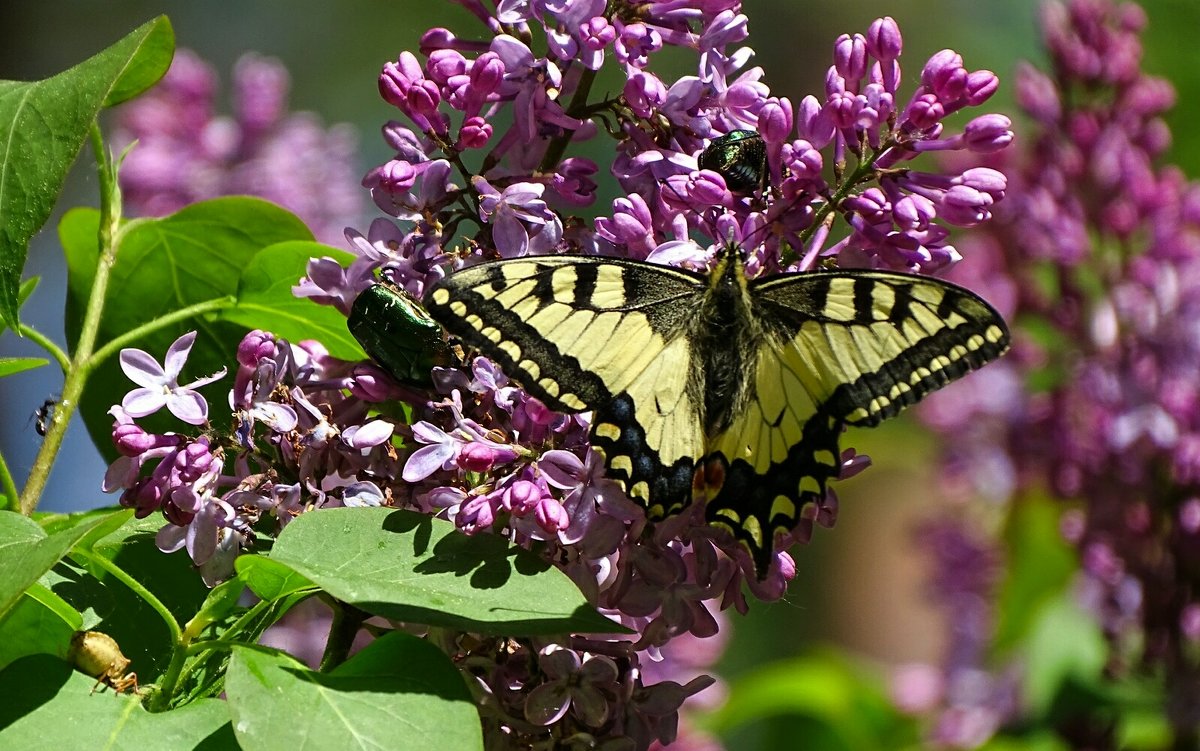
[271,507,624,636]
[219,240,361,360]
[226,632,482,751]
[60,198,312,458]
[49,512,209,682]
[0,586,81,670]
[0,510,114,621]
[0,17,173,327]
[0,654,232,746]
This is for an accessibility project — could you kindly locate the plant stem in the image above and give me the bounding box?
[19,124,123,515]
[0,451,19,513]
[84,551,183,646]
[318,601,368,672]
[85,296,236,375]
[16,323,71,374]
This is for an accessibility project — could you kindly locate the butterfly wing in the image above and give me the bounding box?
[700,270,1011,572]
[424,256,709,514]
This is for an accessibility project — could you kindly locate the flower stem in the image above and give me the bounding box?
[19,124,123,515]
[16,323,71,374]
[84,296,237,375]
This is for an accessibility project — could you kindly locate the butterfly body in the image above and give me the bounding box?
[425,248,1009,574]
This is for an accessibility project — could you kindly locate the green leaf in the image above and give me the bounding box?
[61,198,312,459]
[0,17,173,327]
[1023,596,1107,714]
[993,493,1078,653]
[0,586,81,670]
[48,513,209,681]
[272,507,624,636]
[236,554,317,602]
[0,654,232,746]
[184,577,247,639]
[0,510,114,622]
[226,632,482,751]
[709,651,918,751]
[219,240,361,360]
[0,357,49,378]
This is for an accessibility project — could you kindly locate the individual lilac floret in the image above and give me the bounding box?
[120,332,226,425]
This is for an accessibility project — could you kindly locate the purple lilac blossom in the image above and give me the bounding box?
[912,0,1200,745]
[113,49,365,246]
[106,6,1010,749]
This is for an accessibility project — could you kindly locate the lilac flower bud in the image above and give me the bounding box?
[962,114,1014,153]
[458,494,496,532]
[964,70,999,106]
[347,364,401,402]
[549,158,599,206]
[624,70,667,118]
[903,92,945,131]
[238,330,278,368]
[176,439,217,483]
[426,49,467,85]
[834,33,868,85]
[418,28,458,54]
[796,95,835,147]
[1014,62,1061,124]
[114,423,177,457]
[535,498,570,533]
[459,441,514,472]
[581,16,616,49]
[826,90,864,129]
[504,479,542,515]
[921,50,967,102]
[459,116,492,149]
[866,17,903,62]
[379,52,424,110]
[758,97,792,144]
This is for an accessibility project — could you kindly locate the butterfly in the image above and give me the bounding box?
[422,241,1010,576]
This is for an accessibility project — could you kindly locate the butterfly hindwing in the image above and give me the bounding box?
[698,270,1010,571]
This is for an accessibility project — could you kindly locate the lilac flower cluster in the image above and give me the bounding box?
[105,5,1010,748]
[113,49,365,245]
[914,0,1200,744]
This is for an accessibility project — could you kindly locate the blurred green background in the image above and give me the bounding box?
[3,2,1199,748]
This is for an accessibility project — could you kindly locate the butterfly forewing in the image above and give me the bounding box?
[425,257,710,514]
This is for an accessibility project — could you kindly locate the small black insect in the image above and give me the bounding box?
[34,397,57,437]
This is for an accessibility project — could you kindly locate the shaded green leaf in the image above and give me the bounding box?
[0,510,113,622]
[61,198,312,459]
[219,240,361,360]
[0,586,81,670]
[226,632,482,751]
[236,554,317,602]
[0,17,173,327]
[0,654,232,746]
[272,507,624,636]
